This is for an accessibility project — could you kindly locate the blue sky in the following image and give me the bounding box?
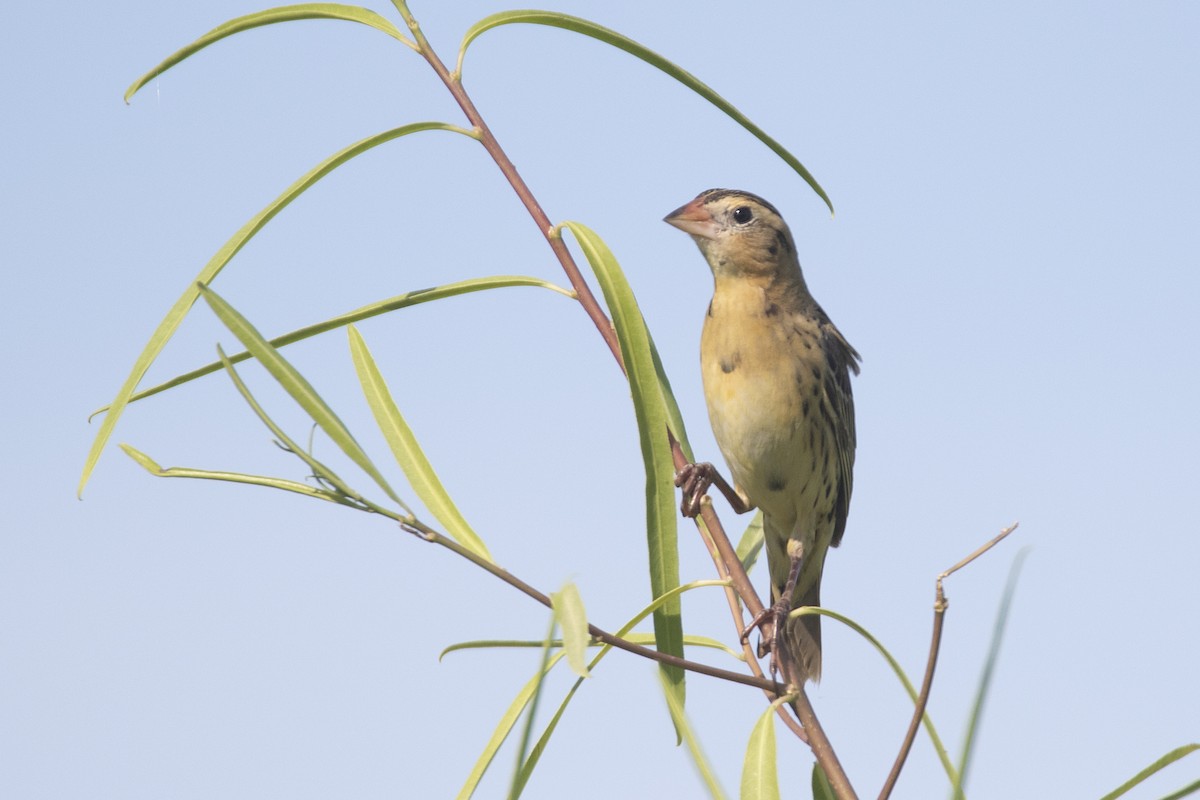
[4,2,1198,798]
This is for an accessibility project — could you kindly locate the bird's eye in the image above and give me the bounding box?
[732,206,754,225]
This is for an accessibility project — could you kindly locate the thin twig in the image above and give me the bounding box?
[876,522,1019,800]
[395,3,622,368]
[401,519,783,692]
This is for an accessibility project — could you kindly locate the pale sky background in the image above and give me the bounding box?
[3,2,1198,798]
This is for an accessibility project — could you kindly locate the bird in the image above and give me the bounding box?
[664,188,860,684]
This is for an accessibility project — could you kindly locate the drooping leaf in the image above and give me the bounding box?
[125,3,413,103]
[458,11,832,214]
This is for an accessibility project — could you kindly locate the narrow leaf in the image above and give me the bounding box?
[459,11,831,214]
[647,329,694,462]
[93,276,572,416]
[550,582,591,678]
[1099,744,1200,800]
[455,651,566,800]
[559,221,684,703]
[79,122,472,497]
[659,671,729,800]
[509,614,557,800]
[794,606,955,783]
[952,549,1031,800]
[119,443,348,505]
[347,325,491,560]
[440,633,739,662]
[125,3,412,102]
[741,700,784,800]
[199,285,410,512]
[736,511,765,574]
[811,763,835,800]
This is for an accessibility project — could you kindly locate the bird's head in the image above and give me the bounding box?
[664,189,801,282]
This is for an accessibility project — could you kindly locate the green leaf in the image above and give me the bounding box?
[125,3,413,103]
[78,121,472,497]
[119,443,350,504]
[455,650,566,800]
[559,221,685,703]
[1159,778,1200,800]
[93,276,572,417]
[791,606,955,783]
[741,700,785,800]
[509,614,558,800]
[1099,743,1200,800]
[647,329,694,462]
[347,325,492,560]
[459,11,831,214]
[811,763,835,800]
[550,581,591,679]
[199,285,409,513]
[736,511,765,574]
[952,549,1030,800]
[659,670,729,800]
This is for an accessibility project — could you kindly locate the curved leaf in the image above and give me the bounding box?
[119,443,346,504]
[455,649,566,800]
[200,285,410,513]
[792,605,956,783]
[741,699,786,800]
[1098,743,1199,798]
[92,276,573,417]
[78,122,472,497]
[348,325,492,560]
[559,221,684,701]
[125,3,413,103]
[550,581,591,679]
[459,11,831,214]
[658,670,729,800]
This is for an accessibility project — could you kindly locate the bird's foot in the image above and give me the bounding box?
[674,462,718,517]
[739,598,793,678]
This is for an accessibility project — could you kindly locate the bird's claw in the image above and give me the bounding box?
[739,599,793,679]
[674,462,716,518]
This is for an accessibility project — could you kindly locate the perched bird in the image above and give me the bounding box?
[664,189,859,684]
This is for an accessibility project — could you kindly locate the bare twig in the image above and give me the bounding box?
[400,518,783,692]
[876,522,1020,800]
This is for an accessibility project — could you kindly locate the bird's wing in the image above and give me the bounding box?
[821,322,859,548]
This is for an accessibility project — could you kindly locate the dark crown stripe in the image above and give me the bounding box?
[698,188,782,217]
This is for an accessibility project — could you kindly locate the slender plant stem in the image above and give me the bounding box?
[395,3,622,367]
[876,600,945,800]
[876,523,1018,800]
[401,519,782,692]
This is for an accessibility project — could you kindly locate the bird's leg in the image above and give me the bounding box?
[674,462,752,517]
[740,542,806,677]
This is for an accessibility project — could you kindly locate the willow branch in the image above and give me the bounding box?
[400,518,781,692]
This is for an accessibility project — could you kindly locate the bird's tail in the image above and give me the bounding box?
[786,579,823,684]
[765,515,828,684]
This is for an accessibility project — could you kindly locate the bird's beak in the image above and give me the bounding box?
[664,199,719,240]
